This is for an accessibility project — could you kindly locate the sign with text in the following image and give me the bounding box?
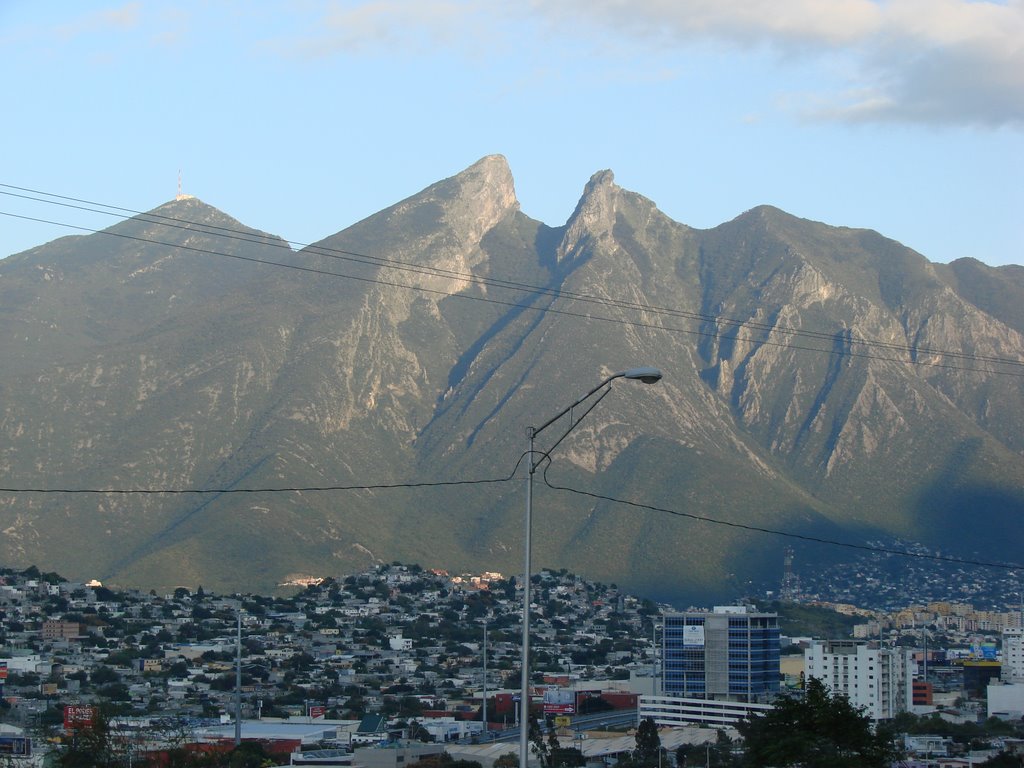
[682,625,705,647]
[64,705,97,731]
[543,688,575,714]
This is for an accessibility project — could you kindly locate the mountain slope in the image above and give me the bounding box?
[1,156,1022,604]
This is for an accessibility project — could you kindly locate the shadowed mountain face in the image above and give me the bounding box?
[2,155,1022,604]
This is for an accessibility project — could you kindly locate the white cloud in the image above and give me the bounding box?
[55,2,142,41]
[533,0,883,48]
[539,0,1024,128]
[276,0,507,58]
[266,0,1023,128]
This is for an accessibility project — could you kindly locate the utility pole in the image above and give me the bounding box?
[923,627,928,682]
[235,609,242,747]
[482,621,488,738]
[652,622,658,696]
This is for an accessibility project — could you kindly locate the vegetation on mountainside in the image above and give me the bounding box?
[757,600,861,639]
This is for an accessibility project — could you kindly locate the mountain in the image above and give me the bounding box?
[2,155,1023,605]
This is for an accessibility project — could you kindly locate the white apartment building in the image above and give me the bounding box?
[804,640,913,721]
[1002,628,1024,683]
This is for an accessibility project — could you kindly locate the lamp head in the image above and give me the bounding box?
[621,366,663,384]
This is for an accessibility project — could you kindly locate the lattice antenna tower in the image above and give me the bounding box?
[780,546,800,601]
[176,169,194,201]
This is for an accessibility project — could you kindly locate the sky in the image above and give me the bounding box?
[1,1,1021,266]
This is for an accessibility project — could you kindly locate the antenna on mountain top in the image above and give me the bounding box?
[780,547,800,602]
[175,169,194,201]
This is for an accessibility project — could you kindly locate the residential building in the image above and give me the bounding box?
[42,620,81,640]
[912,680,934,706]
[804,640,912,720]
[988,681,1024,720]
[1002,628,1024,683]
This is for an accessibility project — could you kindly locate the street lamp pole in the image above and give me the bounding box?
[235,609,242,747]
[518,367,662,768]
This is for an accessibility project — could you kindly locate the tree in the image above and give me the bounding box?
[735,678,902,768]
[227,741,273,768]
[408,720,433,742]
[629,717,665,768]
[528,715,555,768]
[90,666,120,685]
[58,713,134,768]
[530,726,584,768]
[549,743,584,767]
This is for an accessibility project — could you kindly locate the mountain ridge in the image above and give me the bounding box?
[1,155,1022,604]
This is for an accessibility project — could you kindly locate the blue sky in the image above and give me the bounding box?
[2,1,1021,265]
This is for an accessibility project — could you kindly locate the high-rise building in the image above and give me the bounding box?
[804,640,912,720]
[1002,628,1024,683]
[661,606,780,703]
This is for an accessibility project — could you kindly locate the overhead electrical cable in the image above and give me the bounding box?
[0,453,532,496]
[539,470,1024,573]
[3,187,1022,578]
[3,184,1024,371]
[0,453,1017,573]
[0,477,512,494]
[2,207,1023,380]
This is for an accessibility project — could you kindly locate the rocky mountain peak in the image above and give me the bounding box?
[146,196,232,224]
[110,197,284,251]
[556,169,623,265]
[351,155,520,261]
[4,157,1024,605]
[577,168,618,216]
[433,154,519,237]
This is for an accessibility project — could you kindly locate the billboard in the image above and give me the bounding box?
[0,737,30,756]
[682,625,705,647]
[64,705,97,731]
[543,688,575,714]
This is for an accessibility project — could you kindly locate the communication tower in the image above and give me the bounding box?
[780,547,800,601]
[175,169,194,201]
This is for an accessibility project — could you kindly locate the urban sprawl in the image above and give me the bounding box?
[2,562,1024,766]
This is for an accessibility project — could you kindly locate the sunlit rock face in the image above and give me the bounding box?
[1,156,1022,604]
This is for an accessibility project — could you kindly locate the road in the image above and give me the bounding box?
[485,708,638,743]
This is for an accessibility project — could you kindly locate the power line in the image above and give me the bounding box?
[0,453,533,496]
[0,476,515,496]
[1,449,1018,574]
[540,471,1024,573]
[3,188,1021,580]
[3,208,1024,380]
[4,185,1024,373]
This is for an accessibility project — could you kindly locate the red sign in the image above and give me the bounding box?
[308,705,326,719]
[64,705,97,731]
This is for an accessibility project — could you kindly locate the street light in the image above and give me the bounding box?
[518,367,663,768]
[235,609,242,746]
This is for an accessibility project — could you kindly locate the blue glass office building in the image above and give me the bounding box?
[662,607,780,703]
